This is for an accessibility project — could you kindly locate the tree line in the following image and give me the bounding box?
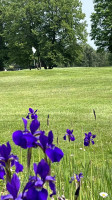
[0,0,112,71]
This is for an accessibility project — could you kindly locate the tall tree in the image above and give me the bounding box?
[39,0,87,67]
[1,0,87,68]
[0,1,9,70]
[81,44,111,67]
[0,22,5,70]
[1,0,39,67]
[81,44,97,67]
[90,0,112,52]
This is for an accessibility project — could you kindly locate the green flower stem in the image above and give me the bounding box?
[75,182,80,200]
[5,161,11,184]
[27,147,32,171]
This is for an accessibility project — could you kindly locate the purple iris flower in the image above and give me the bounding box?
[22,115,40,136]
[38,130,64,163]
[69,173,83,183]
[25,159,56,200]
[13,130,37,149]
[12,116,40,149]
[0,142,23,182]
[84,132,96,146]
[26,108,38,120]
[1,173,25,200]
[63,129,75,142]
[13,113,42,170]
[1,160,56,200]
[70,173,83,198]
[30,117,40,136]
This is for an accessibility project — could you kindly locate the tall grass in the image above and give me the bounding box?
[0,67,112,199]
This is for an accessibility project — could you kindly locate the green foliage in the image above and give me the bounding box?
[0,2,9,70]
[81,45,97,67]
[0,0,87,68]
[81,44,112,67]
[90,0,112,52]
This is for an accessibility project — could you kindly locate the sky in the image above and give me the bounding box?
[80,0,97,49]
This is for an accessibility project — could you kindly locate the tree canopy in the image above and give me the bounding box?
[0,0,87,68]
[90,0,112,52]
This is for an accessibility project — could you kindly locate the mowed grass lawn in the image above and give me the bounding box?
[0,67,112,199]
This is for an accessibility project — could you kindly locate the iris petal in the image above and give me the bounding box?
[13,130,27,149]
[22,118,28,131]
[46,147,64,162]
[92,135,96,138]
[39,134,48,151]
[33,163,38,176]
[70,135,75,141]
[13,131,37,149]
[45,176,55,182]
[15,161,23,173]
[26,187,48,200]
[0,165,6,179]
[7,174,20,199]
[88,132,92,137]
[7,142,11,155]
[0,142,11,162]
[35,180,43,187]
[48,131,53,145]
[63,135,66,140]
[23,134,37,148]
[49,181,56,197]
[1,194,13,200]
[30,119,40,135]
[91,140,95,145]
[66,129,73,135]
[37,159,49,180]
[29,108,34,113]
[84,140,89,146]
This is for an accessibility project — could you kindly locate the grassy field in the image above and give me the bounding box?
[0,67,112,199]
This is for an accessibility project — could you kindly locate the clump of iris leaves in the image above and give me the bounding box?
[0,108,96,200]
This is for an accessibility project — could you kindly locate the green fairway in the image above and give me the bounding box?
[0,67,112,199]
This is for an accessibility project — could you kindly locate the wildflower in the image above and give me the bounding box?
[37,130,64,162]
[26,108,38,120]
[13,130,37,149]
[30,116,40,136]
[12,116,40,149]
[1,173,23,200]
[13,115,41,169]
[99,192,108,198]
[13,109,44,170]
[25,159,56,200]
[0,142,23,183]
[69,173,83,200]
[69,173,83,183]
[1,159,56,200]
[84,132,96,146]
[63,129,75,142]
